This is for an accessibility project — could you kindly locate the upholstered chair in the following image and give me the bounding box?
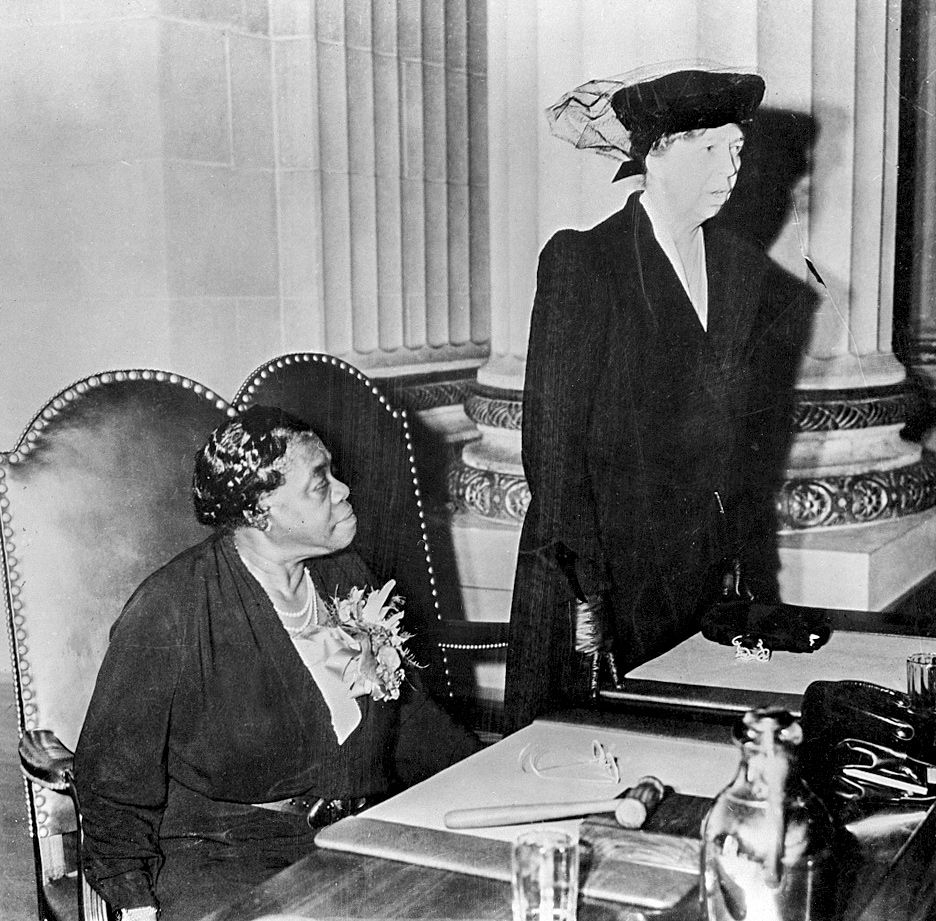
[3,371,230,920]
[6,356,508,921]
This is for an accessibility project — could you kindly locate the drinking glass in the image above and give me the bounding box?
[511,829,579,921]
[907,652,936,711]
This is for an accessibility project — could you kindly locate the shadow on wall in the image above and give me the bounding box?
[718,107,818,253]
[370,379,471,622]
[404,411,468,614]
[714,107,821,593]
[371,382,496,723]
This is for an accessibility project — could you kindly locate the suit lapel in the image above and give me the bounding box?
[597,194,758,409]
[601,192,707,345]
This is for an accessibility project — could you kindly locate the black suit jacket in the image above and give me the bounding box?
[505,191,811,731]
[75,533,480,909]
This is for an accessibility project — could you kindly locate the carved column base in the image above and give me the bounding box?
[775,382,936,608]
[447,462,529,522]
[443,378,525,708]
[444,378,936,610]
[447,381,936,528]
[778,384,936,530]
[777,453,936,529]
[447,384,528,524]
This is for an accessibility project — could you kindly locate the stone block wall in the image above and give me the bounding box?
[0,0,489,447]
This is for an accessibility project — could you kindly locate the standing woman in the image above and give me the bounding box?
[505,62,807,731]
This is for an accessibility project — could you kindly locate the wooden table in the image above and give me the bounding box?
[199,714,716,921]
[198,796,936,921]
[199,709,936,921]
[199,831,936,921]
[199,847,661,921]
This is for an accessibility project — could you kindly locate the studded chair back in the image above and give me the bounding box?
[1,370,230,919]
[233,354,453,701]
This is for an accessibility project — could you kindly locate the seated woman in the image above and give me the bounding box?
[74,405,481,921]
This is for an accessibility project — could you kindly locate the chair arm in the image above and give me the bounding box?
[19,729,76,791]
[20,731,114,920]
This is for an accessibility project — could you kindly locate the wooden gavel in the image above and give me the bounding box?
[443,776,666,830]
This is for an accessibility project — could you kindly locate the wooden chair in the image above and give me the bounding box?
[2,370,231,920]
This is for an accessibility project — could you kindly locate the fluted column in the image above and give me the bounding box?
[275,0,490,372]
[770,0,936,610]
[901,1,936,404]
[446,0,536,527]
[781,0,913,478]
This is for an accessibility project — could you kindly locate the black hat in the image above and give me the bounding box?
[546,61,765,182]
[610,69,764,178]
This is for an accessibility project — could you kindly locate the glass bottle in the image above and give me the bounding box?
[701,708,835,921]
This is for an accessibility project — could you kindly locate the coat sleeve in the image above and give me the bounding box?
[391,670,482,787]
[521,230,613,597]
[74,585,187,911]
[309,549,483,785]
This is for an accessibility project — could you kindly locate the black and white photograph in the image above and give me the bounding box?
[2,1,936,919]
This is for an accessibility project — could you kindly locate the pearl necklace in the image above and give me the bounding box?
[275,570,318,635]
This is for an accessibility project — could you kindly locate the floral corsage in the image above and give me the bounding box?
[320,580,419,701]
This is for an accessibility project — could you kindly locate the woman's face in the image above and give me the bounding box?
[645,123,745,227]
[261,438,357,558]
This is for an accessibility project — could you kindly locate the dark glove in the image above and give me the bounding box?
[554,543,620,696]
[573,593,611,654]
[802,680,936,767]
[697,554,755,613]
[801,680,936,817]
[572,594,620,696]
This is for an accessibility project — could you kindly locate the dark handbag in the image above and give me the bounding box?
[800,679,936,811]
[700,600,832,654]
[697,554,831,654]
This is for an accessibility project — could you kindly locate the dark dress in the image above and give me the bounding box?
[74,532,480,919]
[504,191,808,732]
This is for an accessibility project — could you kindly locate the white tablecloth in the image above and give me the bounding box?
[362,718,736,842]
[627,630,936,696]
